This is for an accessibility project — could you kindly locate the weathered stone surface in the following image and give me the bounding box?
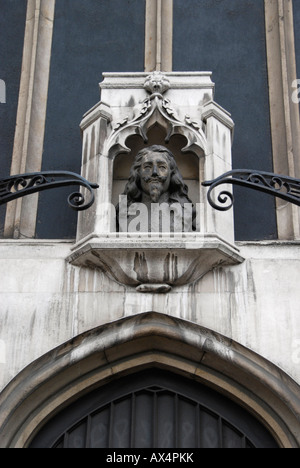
[1,240,300,393]
[1,311,300,448]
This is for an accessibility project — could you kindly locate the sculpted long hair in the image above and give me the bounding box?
[122,145,193,206]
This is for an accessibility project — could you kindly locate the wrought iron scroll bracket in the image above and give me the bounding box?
[0,171,99,211]
[202,169,300,211]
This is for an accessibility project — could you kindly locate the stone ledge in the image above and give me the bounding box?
[68,233,244,291]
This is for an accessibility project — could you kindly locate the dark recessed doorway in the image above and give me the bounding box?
[29,369,278,449]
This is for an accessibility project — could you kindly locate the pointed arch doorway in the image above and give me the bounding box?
[1,313,299,448]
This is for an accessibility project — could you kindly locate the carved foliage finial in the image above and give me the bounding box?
[144,71,171,95]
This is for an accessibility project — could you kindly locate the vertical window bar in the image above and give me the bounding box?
[85,415,92,448]
[108,402,114,448]
[174,393,179,448]
[63,432,69,449]
[130,393,136,448]
[218,417,223,448]
[197,405,201,449]
[153,391,158,448]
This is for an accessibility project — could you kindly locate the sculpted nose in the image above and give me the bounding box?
[152,164,158,177]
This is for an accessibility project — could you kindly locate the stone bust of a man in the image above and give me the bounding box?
[116,145,196,232]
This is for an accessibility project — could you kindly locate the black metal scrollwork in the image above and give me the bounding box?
[0,171,99,210]
[202,169,300,211]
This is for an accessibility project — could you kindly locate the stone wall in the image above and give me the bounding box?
[1,239,299,392]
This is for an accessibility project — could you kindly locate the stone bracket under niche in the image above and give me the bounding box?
[70,72,242,292]
[68,234,244,293]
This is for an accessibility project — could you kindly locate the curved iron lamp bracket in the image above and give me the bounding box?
[202,169,300,211]
[0,171,99,211]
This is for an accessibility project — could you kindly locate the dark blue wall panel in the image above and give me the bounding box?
[0,0,26,236]
[36,0,145,238]
[173,0,277,241]
[294,1,300,92]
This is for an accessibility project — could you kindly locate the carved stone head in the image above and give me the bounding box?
[116,145,196,232]
[138,148,172,203]
[144,72,171,95]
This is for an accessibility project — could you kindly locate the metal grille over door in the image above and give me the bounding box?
[30,370,278,449]
[53,388,254,449]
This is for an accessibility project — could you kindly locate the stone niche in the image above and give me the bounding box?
[68,72,243,292]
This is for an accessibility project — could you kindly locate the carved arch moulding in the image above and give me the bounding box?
[103,71,208,158]
[1,313,299,448]
[68,72,244,292]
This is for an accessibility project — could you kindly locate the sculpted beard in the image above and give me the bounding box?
[141,174,169,202]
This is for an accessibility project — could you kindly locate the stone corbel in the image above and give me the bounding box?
[68,233,244,293]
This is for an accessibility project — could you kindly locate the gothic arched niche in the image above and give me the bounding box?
[70,72,242,290]
[29,369,278,449]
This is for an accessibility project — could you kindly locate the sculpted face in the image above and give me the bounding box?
[139,151,171,202]
[116,145,196,232]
